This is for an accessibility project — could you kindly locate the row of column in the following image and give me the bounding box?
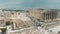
[43,12,57,20]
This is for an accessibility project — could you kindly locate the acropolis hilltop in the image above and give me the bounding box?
[0,9,60,34]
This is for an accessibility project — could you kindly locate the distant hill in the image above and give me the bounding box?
[2,9,26,12]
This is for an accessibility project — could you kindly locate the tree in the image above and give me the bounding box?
[5,21,10,26]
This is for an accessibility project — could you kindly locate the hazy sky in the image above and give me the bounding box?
[0,0,60,10]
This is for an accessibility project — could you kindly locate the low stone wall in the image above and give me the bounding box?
[9,26,42,34]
